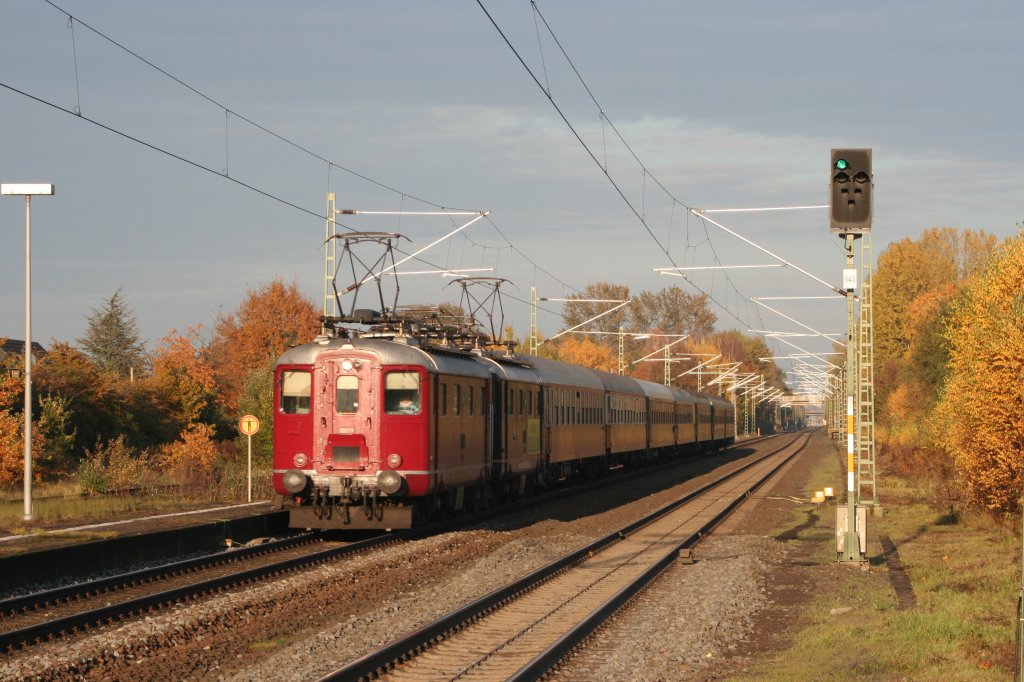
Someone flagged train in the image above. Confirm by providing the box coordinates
[272,330,735,529]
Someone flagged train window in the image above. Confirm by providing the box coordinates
[280,370,311,414]
[454,384,462,416]
[385,372,421,415]
[519,389,525,416]
[335,375,358,413]
[469,385,475,416]
[440,383,447,417]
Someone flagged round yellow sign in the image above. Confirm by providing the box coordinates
[239,414,261,436]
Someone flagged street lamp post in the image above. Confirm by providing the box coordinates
[2,183,55,522]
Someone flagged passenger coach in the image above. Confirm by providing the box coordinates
[273,333,736,529]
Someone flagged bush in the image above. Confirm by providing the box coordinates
[78,436,151,494]
[158,424,223,499]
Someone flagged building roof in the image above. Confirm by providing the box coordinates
[0,338,48,364]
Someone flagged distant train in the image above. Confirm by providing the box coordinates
[272,332,735,529]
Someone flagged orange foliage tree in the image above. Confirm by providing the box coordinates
[159,423,220,479]
[148,327,220,430]
[935,234,1024,516]
[0,374,24,486]
[873,227,997,413]
[550,335,618,373]
[206,278,321,413]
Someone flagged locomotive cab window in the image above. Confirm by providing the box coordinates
[280,370,311,414]
[336,375,358,413]
[385,371,421,415]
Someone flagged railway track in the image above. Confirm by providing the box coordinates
[0,434,784,657]
[0,531,404,651]
[323,431,809,681]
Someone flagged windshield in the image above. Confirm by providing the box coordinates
[385,371,421,415]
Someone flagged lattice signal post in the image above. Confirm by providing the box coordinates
[858,234,877,508]
[830,149,872,564]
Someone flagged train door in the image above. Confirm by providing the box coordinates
[543,386,552,460]
[490,377,503,480]
[604,394,612,453]
[314,353,377,473]
[527,386,541,461]
[432,374,440,472]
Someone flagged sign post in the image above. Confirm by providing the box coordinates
[239,415,261,502]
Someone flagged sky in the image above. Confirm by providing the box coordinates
[1,1,1021,397]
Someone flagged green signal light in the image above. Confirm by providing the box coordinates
[835,158,849,171]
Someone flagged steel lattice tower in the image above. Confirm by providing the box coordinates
[857,233,877,505]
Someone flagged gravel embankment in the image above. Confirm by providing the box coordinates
[552,534,788,681]
[0,440,809,681]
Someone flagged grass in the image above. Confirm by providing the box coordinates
[0,464,276,536]
[733,439,1019,680]
[0,486,213,539]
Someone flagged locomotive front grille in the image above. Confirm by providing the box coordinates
[332,445,361,464]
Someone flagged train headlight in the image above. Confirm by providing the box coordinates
[282,469,309,494]
[376,470,405,496]
[341,359,353,371]
[293,453,308,468]
[386,453,403,469]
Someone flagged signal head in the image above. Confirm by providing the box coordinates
[829,148,872,234]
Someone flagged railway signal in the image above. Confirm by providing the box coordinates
[829,149,872,234]
[830,148,873,564]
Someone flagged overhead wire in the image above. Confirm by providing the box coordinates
[529,0,767,328]
[478,0,765,334]
[14,0,587,326]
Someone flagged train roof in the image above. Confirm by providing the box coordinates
[275,336,492,379]
[478,354,543,383]
[596,371,647,395]
[692,391,730,407]
[669,386,698,404]
[519,355,606,390]
[635,381,677,401]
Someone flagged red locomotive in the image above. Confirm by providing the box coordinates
[272,331,735,529]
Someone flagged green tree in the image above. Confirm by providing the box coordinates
[236,358,275,468]
[34,394,78,478]
[78,289,148,379]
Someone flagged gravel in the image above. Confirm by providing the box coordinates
[551,535,788,681]
[0,438,809,681]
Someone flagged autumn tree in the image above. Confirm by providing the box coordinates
[206,278,320,413]
[873,227,997,409]
[934,234,1024,516]
[561,283,631,334]
[78,289,148,379]
[673,336,722,394]
[550,335,618,373]
[148,327,220,431]
[34,342,134,455]
[0,373,24,486]
[629,288,716,338]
